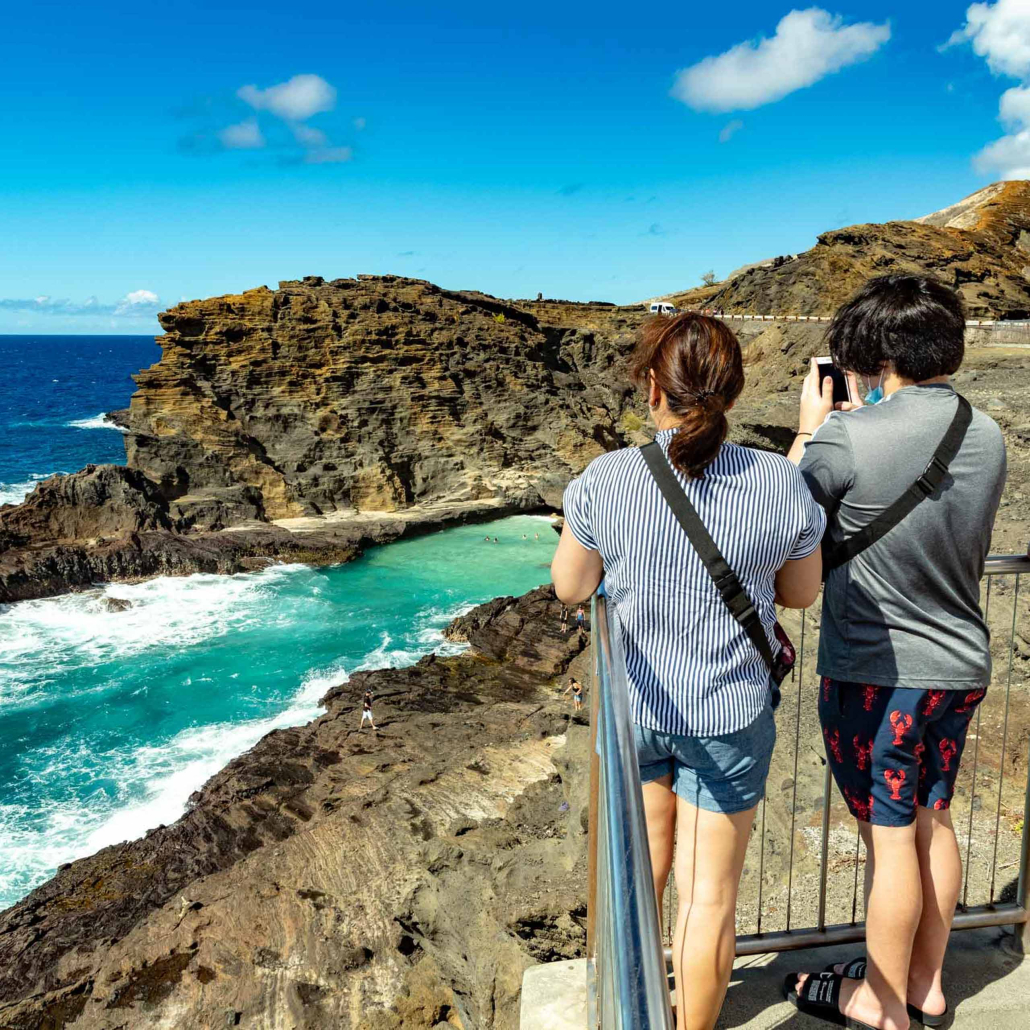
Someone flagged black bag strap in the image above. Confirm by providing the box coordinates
[639,442,776,674]
[822,395,972,573]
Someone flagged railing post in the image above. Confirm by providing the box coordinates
[587,609,600,957]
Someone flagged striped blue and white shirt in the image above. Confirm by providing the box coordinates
[562,431,826,736]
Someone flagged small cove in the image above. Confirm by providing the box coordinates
[0,515,558,909]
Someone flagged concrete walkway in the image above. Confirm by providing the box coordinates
[721,927,1027,1030]
[520,928,1029,1028]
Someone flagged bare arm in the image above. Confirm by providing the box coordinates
[774,548,822,608]
[551,522,603,605]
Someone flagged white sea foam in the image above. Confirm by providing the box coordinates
[66,413,129,432]
[0,660,341,904]
[0,472,57,507]
[0,565,312,707]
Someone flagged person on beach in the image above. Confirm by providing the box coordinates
[360,690,376,731]
[551,312,824,1030]
[575,605,585,631]
[563,677,584,710]
[559,604,569,634]
[784,276,1006,1030]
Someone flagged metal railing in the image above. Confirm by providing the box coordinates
[587,552,1029,1024]
[587,592,675,1030]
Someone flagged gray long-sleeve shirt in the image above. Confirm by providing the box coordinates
[799,383,1007,689]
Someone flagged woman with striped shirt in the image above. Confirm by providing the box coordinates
[552,313,824,1029]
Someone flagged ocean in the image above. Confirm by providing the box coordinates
[0,334,159,505]
[0,336,559,910]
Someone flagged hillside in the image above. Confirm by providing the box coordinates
[667,180,1030,318]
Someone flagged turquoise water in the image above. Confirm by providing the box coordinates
[0,515,558,910]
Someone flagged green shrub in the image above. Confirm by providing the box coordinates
[493,312,506,324]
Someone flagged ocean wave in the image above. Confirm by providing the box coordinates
[0,664,337,906]
[66,413,129,432]
[0,565,315,707]
[0,472,57,507]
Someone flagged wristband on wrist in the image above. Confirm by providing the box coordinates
[796,431,812,438]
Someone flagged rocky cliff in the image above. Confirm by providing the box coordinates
[0,279,647,602]
[668,180,1030,318]
[127,276,636,525]
[0,586,593,1030]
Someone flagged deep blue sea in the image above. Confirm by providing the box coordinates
[0,335,158,505]
[0,337,558,910]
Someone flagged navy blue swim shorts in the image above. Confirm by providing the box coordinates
[818,678,986,827]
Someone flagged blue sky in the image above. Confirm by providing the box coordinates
[2,0,1029,333]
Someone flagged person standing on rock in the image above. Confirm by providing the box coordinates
[784,275,1006,1030]
[559,604,569,634]
[575,605,585,631]
[360,690,376,732]
[551,312,824,1030]
[563,677,584,711]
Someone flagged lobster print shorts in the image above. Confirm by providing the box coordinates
[818,678,987,827]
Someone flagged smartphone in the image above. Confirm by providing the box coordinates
[815,357,852,406]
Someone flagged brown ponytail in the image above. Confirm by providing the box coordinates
[628,313,744,478]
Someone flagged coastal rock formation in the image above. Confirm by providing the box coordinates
[0,586,591,1030]
[0,279,646,602]
[4,182,1030,608]
[127,276,632,525]
[668,180,1030,318]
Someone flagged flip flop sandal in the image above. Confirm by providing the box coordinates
[782,971,877,1029]
[822,958,951,1028]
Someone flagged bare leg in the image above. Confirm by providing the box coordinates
[641,775,676,926]
[671,798,755,1030]
[906,806,959,1017]
[800,821,919,1030]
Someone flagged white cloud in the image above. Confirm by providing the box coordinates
[305,146,353,165]
[950,2,1030,180]
[946,0,1030,79]
[0,290,161,318]
[291,123,327,146]
[671,8,891,113]
[218,119,265,150]
[117,289,160,310]
[353,116,367,131]
[719,119,744,142]
[1000,83,1030,127]
[238,74,336,121]
[974,129,1030,179]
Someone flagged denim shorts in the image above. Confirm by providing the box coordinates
[634,703,776,814]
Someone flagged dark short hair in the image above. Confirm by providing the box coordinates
[826,275,966,382]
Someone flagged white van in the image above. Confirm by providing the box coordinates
[648,302,677,315]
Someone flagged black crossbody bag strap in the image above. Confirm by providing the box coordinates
[822,395,973,574]
[639,442,777,675]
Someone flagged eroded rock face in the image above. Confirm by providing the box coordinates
[670,180,1030,318]
[0,586,591,1030]
[127,276,634,525]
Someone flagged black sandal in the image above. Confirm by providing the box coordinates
[782,971,877,1029]
[822,958,951,1028]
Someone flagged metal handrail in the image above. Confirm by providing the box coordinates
[587,592,675,1030]
[587,550,1030,1022]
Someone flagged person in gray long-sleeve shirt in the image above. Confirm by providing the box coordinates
[783,276,1007,1030]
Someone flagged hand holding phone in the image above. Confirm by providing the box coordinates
[814,357,854,407]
